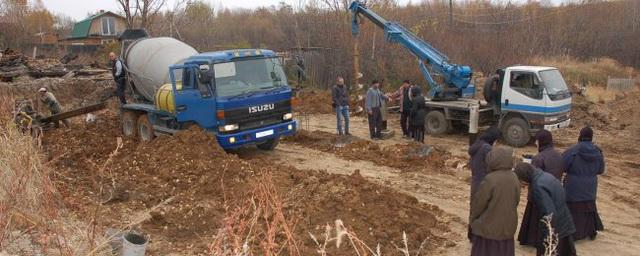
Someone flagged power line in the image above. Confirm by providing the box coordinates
[452,3,592,26]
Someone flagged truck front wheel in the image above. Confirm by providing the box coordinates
[257,137,280,151]
[502,117,530,147]
[137,114,155,142]
[122,111,138,138]
[425,110,448,135]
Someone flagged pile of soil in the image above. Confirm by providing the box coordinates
[295,89,334,114]
[285,130,450,172]
[295,88,362,115]
[42,112,448,255]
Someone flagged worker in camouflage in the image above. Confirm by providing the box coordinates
[39,88,69,128]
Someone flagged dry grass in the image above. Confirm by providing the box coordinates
[0,95,113,255]
[542,214,559,256]
[530,56,637,87]
[208,173,300,256]
[309,220,426,256]
[583,85,619,103]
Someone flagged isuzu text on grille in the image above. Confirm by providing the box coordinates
[249,104,275,113]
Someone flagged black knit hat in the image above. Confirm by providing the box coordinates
[535,129,553,151]
[479,126,501,145]
[579,126,593,142]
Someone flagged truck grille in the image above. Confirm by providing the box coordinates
[223,99,291,132]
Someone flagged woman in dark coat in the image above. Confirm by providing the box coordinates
[532,129,564,179]
[519,129,565,246]
[409,87,427,143]
[470,146,520,256]
[562,126,605,240]
[468,126,501,197]
[515,163,576,256]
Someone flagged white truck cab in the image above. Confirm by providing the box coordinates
[498,66,572,146]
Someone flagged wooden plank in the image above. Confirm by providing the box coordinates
[42,102,106,123]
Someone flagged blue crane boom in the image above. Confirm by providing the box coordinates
[349,1,474,100]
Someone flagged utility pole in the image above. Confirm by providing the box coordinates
[353,38,360,89]
[449,0,453,26]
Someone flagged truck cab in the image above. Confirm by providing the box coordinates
[497,66,572,146]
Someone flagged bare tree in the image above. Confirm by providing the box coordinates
[115,0,137,29]
[115,0,166,29]
[139,0,167,29]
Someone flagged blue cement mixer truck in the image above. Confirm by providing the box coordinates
[118,31,296,150]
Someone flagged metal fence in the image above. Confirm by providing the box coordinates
[606,76,639,92]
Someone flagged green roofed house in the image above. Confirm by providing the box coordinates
[60,10,126,51]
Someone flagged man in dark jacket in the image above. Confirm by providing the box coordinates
[562,126,605,240]
[390,80,413,137]
[109,52,127,105]
[470,146,520,256]
[515,163,576,256]
[332,76,350,136]
[409,87,426,143]
[532,130,564,180]
[483,74,499,107]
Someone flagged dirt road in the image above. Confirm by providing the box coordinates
[239,113,640,255]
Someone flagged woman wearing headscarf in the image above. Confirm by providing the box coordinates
[515,163,576,256]
[468,126,501,197]
[409,87,427,143]
[532,130,564,180]
[467,126,501,240]
[562,126,605,241]
[470,146,520,256]
[519,129,565,246]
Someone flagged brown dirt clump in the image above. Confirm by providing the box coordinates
[285,129,450,172]
[42,111,448,255]
[295,89,334,114]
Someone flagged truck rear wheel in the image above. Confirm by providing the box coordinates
[257,137,280,151]
[122,111,138,138]
[502,117,530,147]
[425,110,448,135]
[137,114,155,142]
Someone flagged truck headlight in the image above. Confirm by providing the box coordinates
[219,124,239,132]
[544,116,558,123]
[283,113,293,120]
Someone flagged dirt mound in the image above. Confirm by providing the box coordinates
[570,89,640,132]
[286,130,450,172]
[295,89,334,114]
[43,112,448,255]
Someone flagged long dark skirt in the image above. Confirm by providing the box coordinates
[470,235,515,256]
[518,201,543,247]
[535,235,576,256]
[567,201,604,240]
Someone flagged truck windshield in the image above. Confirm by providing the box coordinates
[214,58,287,98]
[540,70,569,95]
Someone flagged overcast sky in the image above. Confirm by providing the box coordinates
[41,0,568,20]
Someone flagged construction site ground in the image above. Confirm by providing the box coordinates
[2,75,639,255]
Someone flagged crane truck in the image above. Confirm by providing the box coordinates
[349,1,572,147]
[118,31,296,150]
